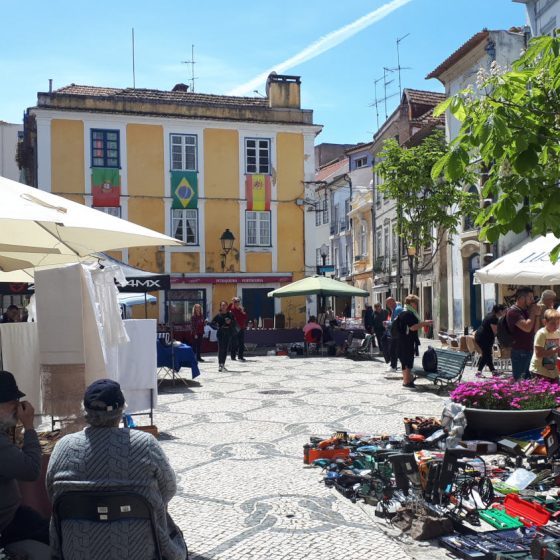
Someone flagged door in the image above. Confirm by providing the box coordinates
[469,254,482,329]
[242,288,275,327]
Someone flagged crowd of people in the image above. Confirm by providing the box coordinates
[474,287,560,382]
[0,372,187,560]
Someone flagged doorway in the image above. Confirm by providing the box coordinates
[468,254,482,329]
[242,288,275,327]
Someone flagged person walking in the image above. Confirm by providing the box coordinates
[373,303,388,352]
[228,297,248,362]
[474,304,506,376]
[395,294,433,389]
[211,301,237,372]
[190,303,205,362]
[383,297,403,375]
[506,287,542,381]
[363,305,374,335]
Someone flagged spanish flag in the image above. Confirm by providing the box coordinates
[245,174,271,211]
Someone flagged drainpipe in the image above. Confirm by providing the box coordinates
[371,160,377,302]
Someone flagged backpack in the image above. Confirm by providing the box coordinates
[496,310,514,348]
[390,313,407,338]
[422,346,438,373]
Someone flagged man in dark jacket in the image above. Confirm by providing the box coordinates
[0,370,49,557]
[373,303,389,351]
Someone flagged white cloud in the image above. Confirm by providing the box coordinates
[227,0,414,96]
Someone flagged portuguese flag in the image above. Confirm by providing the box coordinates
[91,168,120,207]
[171,171,198,209]
[245,174,271,211]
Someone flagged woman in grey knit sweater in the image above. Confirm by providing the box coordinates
[46,379,187,560]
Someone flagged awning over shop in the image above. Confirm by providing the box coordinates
[474,233,560,285]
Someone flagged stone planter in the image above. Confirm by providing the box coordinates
[464,407,552,438]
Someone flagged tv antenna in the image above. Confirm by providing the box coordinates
[369,33,411,130]
[181,45,198,92]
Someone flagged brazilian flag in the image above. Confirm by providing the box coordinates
[171,171,198,209]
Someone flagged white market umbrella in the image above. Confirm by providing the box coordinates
[0,176,182,260]
[474,233,560,285]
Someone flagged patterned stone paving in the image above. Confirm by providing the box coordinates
[155,350,473,560]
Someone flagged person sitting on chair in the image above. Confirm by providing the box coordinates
[0,371,50,559]
[303,316,322,343]
[46,379,187,560]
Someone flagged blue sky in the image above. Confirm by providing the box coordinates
[1,1,525,143]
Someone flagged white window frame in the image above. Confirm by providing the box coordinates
[246,210,271,247]
[93,206,121,218]
[170,134,197,171]
[171,209,198,245]
[359,222,368,257]
[376,227,382,258]
[245,138,271,174]
[355,156,367,169]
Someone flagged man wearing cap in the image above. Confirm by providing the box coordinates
[228,296,248,362]
[46,379,187,560]
[0,370,50,557]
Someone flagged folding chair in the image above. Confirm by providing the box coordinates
[53,490,164,560]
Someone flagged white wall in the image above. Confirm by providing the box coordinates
[518,0,560,36]
[0,122,22,181]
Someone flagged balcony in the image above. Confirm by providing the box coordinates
[339,219,347,231]
[338,266,349,277]
[373,256,385,273]
[354,254,366,262]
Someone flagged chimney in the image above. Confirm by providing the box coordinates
[265,73,301,109]
[172,83,189,92]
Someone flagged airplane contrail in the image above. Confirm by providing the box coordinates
[227,0,414,96]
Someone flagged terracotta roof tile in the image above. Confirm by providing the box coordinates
[315,158,348,182]
[51,84,269,108]
[403,88,446,106]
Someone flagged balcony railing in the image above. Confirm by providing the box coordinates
[338,266,349,277]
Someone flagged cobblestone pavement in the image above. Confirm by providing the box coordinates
[157,349,475,560]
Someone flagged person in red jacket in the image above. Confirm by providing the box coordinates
[190,303,205,362]
[228,297,248,362]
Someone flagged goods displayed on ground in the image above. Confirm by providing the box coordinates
[304,410,560,559]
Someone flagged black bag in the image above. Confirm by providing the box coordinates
[496,310,514,348]
[390,314,406,339]
[421,346,438,373]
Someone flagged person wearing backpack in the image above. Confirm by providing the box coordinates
[383,297,403,375]
[474,304,507,376]
[397,294,433,389]
[506,287,542,381]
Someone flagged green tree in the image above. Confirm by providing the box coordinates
[375,130,476,294]
[433,34,560,259]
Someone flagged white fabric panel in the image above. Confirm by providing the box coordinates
[117,320,157,413]
[35,264,85,364]
[0,323,42,413]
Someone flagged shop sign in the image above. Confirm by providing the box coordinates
[171,275,292,285]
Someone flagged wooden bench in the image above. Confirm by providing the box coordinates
[412,349,469,391]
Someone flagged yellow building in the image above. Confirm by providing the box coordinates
[23,74,321,329]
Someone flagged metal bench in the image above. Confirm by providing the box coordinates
[412,349,469,391]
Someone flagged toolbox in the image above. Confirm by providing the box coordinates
[440,528,536,560]
[503,494,551,527]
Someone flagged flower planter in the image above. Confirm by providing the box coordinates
[464,407,552,438]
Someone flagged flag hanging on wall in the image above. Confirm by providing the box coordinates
[91,168,121,207]
[245,174,271,211]
[171,171,198,209]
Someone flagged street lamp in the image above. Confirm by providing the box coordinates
[220,228,235,272]
[319,243,329,275]
[407,245,416,296]
[319,243,329,317]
